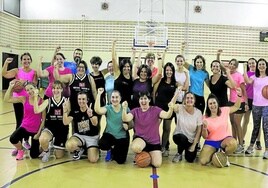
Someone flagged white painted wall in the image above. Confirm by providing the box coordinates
[20,0,268,27]
[0,0,3,11]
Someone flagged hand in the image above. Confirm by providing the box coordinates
[217,49,223,54]
[5,57,13,64]
[34,88,39,97]
[55,46,61,52]
[203,120,208,129]
[9,80,16,88]
[63,98,70,112]
[53,61,59,69]
[86,103,93,118]
[33,132,40,140]
[225,67,231,75]
[97,88,104,95]
[122,101,128,109]
[123,123,128,131]
[188,144,195,152]
[236,87,242,97]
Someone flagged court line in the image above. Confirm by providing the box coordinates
[1,160,72,188]
[231,162,268,176]
[150,167,159,188]
[0,110,13,116]
[0,135,11,142]
[0,147,13,149]
[0,122,15,126]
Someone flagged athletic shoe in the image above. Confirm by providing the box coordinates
[263,151,268,159]
[172,153,182,163]
[11,149,18,156]
[245,146,254,154]
[161,148,169,157]
[23,140,31,150]
[73,148,85,160]
[105,150,112,162]
[42,150,50,163]
[234,145,244,154]
[16,150,24,160]
[255,141,262,150]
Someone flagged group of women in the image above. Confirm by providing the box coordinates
[2,43,268,167]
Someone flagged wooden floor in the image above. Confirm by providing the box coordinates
[1,91,268,188]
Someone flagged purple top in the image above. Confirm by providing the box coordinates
[21,97,42,133]
[130,106,162,144]
[246,71,255,99]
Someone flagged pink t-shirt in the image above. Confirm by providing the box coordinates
[130,106,162,145]
[45,65,72,97]
[251,76,268,106]
[21,97,42,133]
[203,107,232,141]
[13,68,35,97]
[229,71,245,102]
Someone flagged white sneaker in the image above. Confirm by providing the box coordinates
[162,149,169,157]
[225,156,230,167]
[73,148,85,160]
[245,146,254,154]
[172,153,182,163]
[263,151,268,159]
[42,150,50,163]
[234,145,244,154]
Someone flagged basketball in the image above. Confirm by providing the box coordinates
[262,85,268,100]
[135,151,151,168]
[12,79,24,93]
[211,152,228,168]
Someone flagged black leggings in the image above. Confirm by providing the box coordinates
[13,103,23,129]
[193,94,205,114]
[99,132,129,164]
[10,127,40,158]
[173,133,198,163]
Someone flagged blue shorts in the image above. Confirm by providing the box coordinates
[204,136,232,149]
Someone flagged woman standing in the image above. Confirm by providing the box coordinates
[184,55,209,114]
[172,92,202,163]
[244,59,268,158]
[37,53,72,99]
[2,53,37,155]
[122,91,174,168]
[153,62,177,157]
[228,59,248,153]
[199,91,242,166]
[4,81,44,160]
[54,60,97,111]
[242,58,262,150]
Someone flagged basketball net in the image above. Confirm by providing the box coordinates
[146,40,156,49]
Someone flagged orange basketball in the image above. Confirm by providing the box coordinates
[262,85,268,100]
[211,152,227,168]
[12,79,24,93]
[135,151,151,168]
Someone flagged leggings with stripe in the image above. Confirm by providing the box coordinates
[250,105,268,148]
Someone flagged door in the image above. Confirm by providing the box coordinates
[2,52,19,90]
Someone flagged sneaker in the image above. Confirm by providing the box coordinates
[172,153,183,163]
[11,149,18,156]
[234,145,244,154]
[161,148,169,157]
[263,151,268,159]
[23,140,31,150]
[255,141,262,150]
[105,150,112,162]
[245,146,254,154]
[42,150,51,163]
[38,151,46,158]
[16,150,24,160]
[73,148,85,160]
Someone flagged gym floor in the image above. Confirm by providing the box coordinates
[0,91,268,188]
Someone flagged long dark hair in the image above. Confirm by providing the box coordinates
[163,62,176,85]
[255,58,268,77]
[205,93,221,117]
